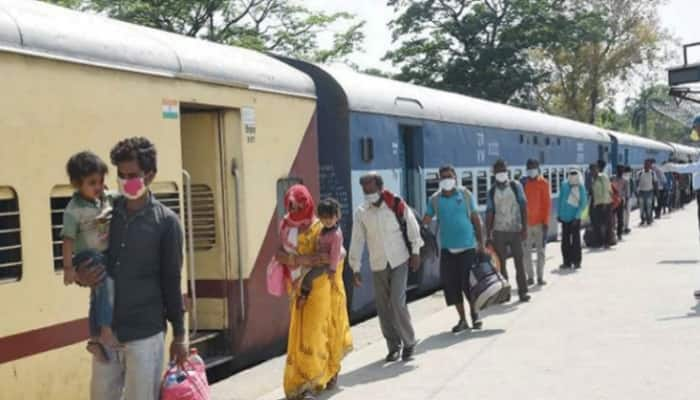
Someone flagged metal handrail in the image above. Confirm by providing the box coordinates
[183,170,198,338]
[231,159,246,322]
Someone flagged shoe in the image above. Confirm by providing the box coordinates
[402,344,416,361]
[624,228,631,234]
[694,290,700,300]
[472,319,483,330]
[527,278,535,286]
[452,319,469,333]
[519,294,531,302]
[537,279,547,286]
[559,264,571,269]
[385,349,401,362]
[574,264,581,269]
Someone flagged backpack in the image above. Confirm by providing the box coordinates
[381,191,437,261]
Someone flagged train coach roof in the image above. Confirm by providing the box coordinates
[607,131,673,152]
[0,0,315,98]
[318,65,610,143]
[669,142,700,156]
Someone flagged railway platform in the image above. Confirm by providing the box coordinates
[212,205,700,400]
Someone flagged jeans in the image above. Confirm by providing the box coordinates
[90,331,165,400]
[560,220,581,267]
[492,231,528,297]
[74,250,114,337]
[639,191,654,224]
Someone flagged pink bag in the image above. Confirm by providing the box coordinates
[160,360,209,400]
[266,259,287,297]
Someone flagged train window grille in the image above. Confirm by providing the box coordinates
[276,177,304,219]
[551,169,559,194]
[542,169,551,194]
[477,171,488,205]
[0,187,21,282]
[425,172,440,199]
[461,171,474,193]
[153,191,182,216]
[182,185,216,251]
[558,168,566,192]
[50,193,73,272]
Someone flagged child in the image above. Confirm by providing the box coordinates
[61,151,117,361]
[298,198,345,307]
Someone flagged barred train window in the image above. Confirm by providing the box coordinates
[461,171,474,193]
[425,173,439,199]
[182,184,216,251]
[0,187,21,282]
[277,177,303,218]
[477,171,488,206]
[551,169,559,194]
[50,185,73,271]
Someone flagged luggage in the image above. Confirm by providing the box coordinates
[583,225,599,248]
[469,251,511,310]
[160,351,210,400]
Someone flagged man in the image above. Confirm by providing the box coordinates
[651,159,668,219]
[636,159,656,226]
[662,162,675,214]
[76,137,187,400]
[521,159,550,286]
[558,169,587,269]
[590,162,613,248]
[623,166,633,234]
[349,173,423,362]
[611,165,629,240]
[486,159,530,302]
[423,165,485,333]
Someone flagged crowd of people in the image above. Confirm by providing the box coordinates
[61,136,699,400]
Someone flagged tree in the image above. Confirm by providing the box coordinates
[623,85,690,141]
[541,0,667,123]
[384,0,575,104]
[43,0,365,63]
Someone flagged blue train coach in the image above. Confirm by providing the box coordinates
[281,61,618,318]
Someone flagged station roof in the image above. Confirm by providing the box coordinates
[318,65,611,143]
[0,0,315,98]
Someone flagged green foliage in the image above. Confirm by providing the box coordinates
[43,0,365,63]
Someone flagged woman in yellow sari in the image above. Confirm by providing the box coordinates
[276,185,353,400]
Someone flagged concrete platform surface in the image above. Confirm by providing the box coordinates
[212,206,700,400]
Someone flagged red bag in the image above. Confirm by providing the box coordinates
[160,357,209,400]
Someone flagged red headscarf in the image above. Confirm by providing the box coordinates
[283,184,315,227]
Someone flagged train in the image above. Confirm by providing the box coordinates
[1,2,698,399]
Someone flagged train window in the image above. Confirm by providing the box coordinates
[519,135,524,144]
[551,169,559,194]
[50,186,73,272]
[533,136,539,145]
[477,171,488,206]
[0,187,21,282]
[461,171,474,193]
[425,172,440,199]
[557,138,561,146]
[182,184,215,251]
[276,177,304,218]
[152,182,182,216]
[545,137,551,146]
[558,168,566,191]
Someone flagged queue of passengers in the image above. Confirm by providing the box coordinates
[60,137,697,400]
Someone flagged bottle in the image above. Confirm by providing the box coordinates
[189,348,205,371]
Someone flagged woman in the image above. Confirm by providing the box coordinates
[276,184,353,400]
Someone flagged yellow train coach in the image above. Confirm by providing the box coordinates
[0,1,319,398]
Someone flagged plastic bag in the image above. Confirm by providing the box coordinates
[160,359,209,400]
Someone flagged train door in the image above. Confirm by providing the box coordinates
[180,108,237,367]
[398,124,424,289]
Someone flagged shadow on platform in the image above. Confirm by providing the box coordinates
[657,303,700,321]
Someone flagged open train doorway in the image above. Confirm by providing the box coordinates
[180,107,237,368]
[398,124,424,289]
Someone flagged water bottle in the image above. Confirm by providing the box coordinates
[189,348,205,371]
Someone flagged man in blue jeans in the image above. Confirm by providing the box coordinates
[423,165,486,332]
[636,159,656,226]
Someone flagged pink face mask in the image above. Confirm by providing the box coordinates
[118,177,147,200]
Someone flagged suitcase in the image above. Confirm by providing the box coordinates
[469,252,511,310]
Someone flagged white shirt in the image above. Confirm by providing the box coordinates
[348,200,424,273]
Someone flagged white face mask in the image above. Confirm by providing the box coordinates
[623,173,631,181]
[495,172,508,183]
[364,192,380,205]
[527,169,539,178]
[439,178,456,192]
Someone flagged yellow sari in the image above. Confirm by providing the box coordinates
[283,220,353,399]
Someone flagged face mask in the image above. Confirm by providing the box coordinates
[527,169,539,178]
[364,192,380,205]
[118,177,148,200]
[623,173,631,181]
[568,175,579,186]
[495,172,508,183]
[439,178,456,192]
